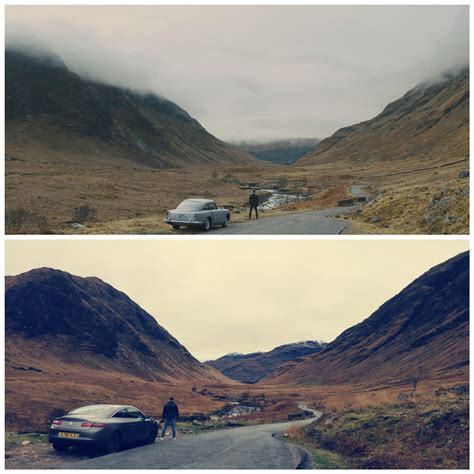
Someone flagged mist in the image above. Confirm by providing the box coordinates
[6,5,469,142]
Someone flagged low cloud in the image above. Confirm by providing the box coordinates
[6,5,469,141]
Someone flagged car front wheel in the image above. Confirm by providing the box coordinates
[52,443,69,452]
[203,218,212,231]
[105,432,121,454]
[146,428,158,445]
[172,225,180,230]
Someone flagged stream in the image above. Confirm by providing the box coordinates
[240,186,303,210]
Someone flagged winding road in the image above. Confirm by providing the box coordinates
[211,206,357,235]
[64,407,322,469]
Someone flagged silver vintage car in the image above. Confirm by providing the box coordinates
[165,198,231,231]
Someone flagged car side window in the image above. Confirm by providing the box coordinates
[127,410,143,419]
[209,202,217,210]
[113,409,128,418]
[202,204,210,211]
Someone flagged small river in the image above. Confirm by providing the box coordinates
[259,189,301,209]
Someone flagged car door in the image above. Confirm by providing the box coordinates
[201,203,212,223]
[208,201,222,224]
[126,408,150,441]
[112,408,138,444]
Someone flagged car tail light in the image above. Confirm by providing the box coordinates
[52,420,62,425]
[81,422,106,428]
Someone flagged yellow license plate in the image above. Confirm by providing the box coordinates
[58,432,80,439]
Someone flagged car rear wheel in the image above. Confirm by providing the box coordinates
[203,218,212,231]
[222,219,229,227]
[105,432,121,454]
[146,428,158,445]
[52,443,69,452]
[172,225,180,230]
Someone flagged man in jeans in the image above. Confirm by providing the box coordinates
[249,190,259,220]
[160,397,179,440]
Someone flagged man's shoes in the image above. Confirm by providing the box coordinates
[173,437,177,440]
[160,437,164,441]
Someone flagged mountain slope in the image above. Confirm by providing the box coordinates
[298,68,469,166]
[236,139,320,165]
[5,267,224,383]
[262,252,469,386]
[5,48,257,168]
[206,341,326,383]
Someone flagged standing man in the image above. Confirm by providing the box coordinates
[160,397,179,440]
[249,190,259,220]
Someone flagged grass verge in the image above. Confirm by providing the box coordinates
[288,392,469,469]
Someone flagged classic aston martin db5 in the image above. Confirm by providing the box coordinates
[165,198,231,231]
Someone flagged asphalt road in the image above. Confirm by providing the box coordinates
[210,206,357,235]
[64,408,322,469]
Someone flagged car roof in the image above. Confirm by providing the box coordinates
[72,404,141,412]
[181,198,214,203]
[74,404,124,410]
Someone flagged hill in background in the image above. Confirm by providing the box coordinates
[298,68,468,166]
[6,48,256,169]
[262,251,469,386]
[206,340,326,383]
[236,139,320,165]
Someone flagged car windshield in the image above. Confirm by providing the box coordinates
[69,405,115,416]
[176,201,205,212]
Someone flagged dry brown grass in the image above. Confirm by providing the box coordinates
[5,142,468,234]
[297,391,469,469]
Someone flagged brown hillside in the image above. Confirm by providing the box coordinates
[6,48,257,169]
[5,268,235,430]
[298,68,468,166]
[262,252,469,386]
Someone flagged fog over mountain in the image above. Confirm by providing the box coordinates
[6,5,468,141]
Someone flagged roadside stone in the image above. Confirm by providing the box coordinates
[437,198,449,208]
[458,170,469,179]
[444,215,457,224]
[370,216,381,224]
[192,420,203,426]
[70,223,86,229]
[21,441,31,446]
[423,210,438,224]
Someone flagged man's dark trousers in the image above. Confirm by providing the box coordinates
[249,205,258,219]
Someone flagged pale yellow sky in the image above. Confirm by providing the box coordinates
[5,240,468,361]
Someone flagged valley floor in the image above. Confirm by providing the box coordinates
[5,153,469,235]
[6,374,469,469]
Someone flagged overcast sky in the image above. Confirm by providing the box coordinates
[5,5,469,141]
[6,240,468,361]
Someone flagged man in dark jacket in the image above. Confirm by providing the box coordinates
[160,397,179,440]
[249,190,259,220]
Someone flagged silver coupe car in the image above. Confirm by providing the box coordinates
[48,404,159,454]
[165,198,230,231]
